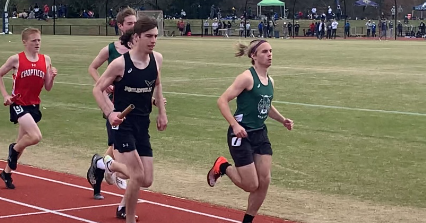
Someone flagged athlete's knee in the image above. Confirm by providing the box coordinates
[133,171,145,186]
[258,175,271,189]
[141,176,153,188]
[27,131,42,145]
[242,181,259,192]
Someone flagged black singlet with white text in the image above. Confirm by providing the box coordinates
[113,52,158,117]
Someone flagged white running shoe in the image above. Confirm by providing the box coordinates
[115,176,127,190]
[103,155,115,185]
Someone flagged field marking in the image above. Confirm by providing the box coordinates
[165,59,426,77]
[0,166,241,223]
[2,48,423,77]
[0,203,120,219]
[162,92,426,116]
[3,77,425,117]
[3,71,302,86]
[0,196,98,223]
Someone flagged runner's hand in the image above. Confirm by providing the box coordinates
[283,118,294,130]
[3,95,13,106]
[108,111,124,126]
[232,124,247,138]
[156,113,168,131]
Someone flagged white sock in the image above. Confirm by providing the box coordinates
[105,159,113,172]
[118,197,126,210]
[96,159,105,170]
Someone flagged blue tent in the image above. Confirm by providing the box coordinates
[413,2,426,11]
[354,0,378,7]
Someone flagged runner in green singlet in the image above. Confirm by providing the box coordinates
[207,39,294,223]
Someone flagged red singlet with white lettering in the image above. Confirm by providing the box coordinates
[12,52,46,106]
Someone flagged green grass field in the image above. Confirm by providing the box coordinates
[0,34,426,223]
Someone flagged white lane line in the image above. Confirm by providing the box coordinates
[161,92,426,117]
[0,196,98,223]
[4,78,425,116]
[0,203,120,219]
[0,165,240,223]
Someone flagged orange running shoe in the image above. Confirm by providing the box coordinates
[207,156,228,187]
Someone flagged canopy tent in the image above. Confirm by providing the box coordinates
[412,2,426,19]
[354,0,378,7]
[257,0,286,18]
[413,2,426,11]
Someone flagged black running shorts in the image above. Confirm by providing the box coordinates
[113,116,152,157]
[106,119,115,146]
[227,125,272,167]
[9,104,42,124]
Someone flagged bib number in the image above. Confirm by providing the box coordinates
[13,105,24,115]
[231,137,242,147]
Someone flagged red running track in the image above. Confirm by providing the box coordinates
[0,161,296,223]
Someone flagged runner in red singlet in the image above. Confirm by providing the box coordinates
[0,27,58,189]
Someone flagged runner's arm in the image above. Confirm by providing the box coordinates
[267,77,286,123]
[153,52,166,115]
[44,55,57,91]
[88,46,109,83]
[268,106,286,123]
[217,71,252,127]
[0,55,18,97]
[93,56,124,117]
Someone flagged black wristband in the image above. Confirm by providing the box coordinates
[106,111,113,119]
